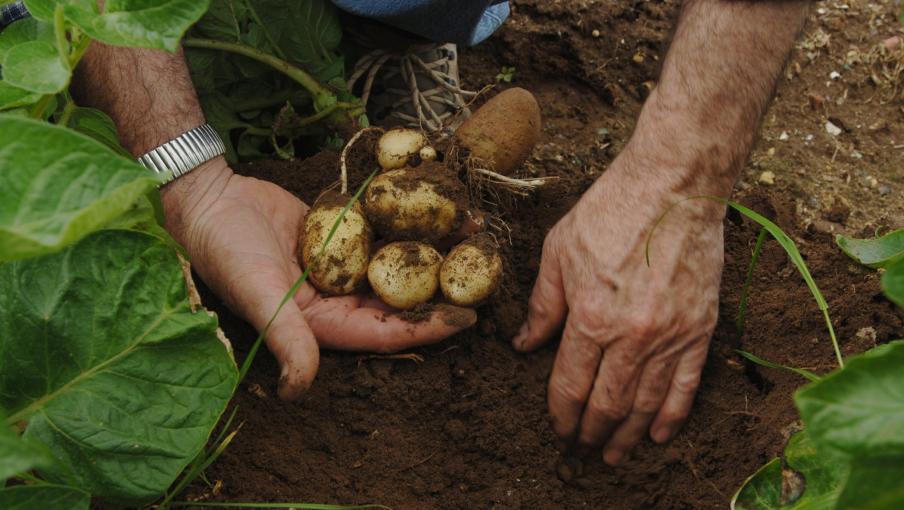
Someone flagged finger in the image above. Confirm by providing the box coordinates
[223,266,320,402]
[303,298,477,352]
[513,241,567,352]
[650,341,708,444]
[547,318,603,443]
[600,355,677,465]
[574,344,643,453]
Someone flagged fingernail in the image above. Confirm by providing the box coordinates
[512,323,528,349]
[603,449,624,466]
[652,425,674,444]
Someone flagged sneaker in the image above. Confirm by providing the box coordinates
[348,42,476,136]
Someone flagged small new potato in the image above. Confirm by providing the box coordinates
[440,234,503,306]
[368,242,443,310]
[300,192,372,295]
[364,162,467,241]
[376,128,428,170]
[454,87,542,175]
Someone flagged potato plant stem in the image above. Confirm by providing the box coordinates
[183,38,333,107]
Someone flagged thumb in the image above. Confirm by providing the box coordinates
[221,268,321,402]
[514,238,568,352]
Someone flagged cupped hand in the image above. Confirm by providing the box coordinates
[162,158,476,401]
[513,152,725,465]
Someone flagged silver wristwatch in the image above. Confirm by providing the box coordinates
[136,124,226,184]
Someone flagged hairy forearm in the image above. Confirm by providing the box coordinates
[72,44,232,236]
[620,0,810,196]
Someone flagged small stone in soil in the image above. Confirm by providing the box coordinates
[758,171,776,185]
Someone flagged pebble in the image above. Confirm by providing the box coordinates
[592,29,600,38]
[865,176,879,188]
[884,36,901,51]
[830,71,842,80]
[779,131,790,141]
[878,184,891,196]
[758,171,776,185]
[825,121,843,136]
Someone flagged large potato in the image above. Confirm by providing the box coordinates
[363,162,468,241]
[299,192,372,295]
[454,87,542,175]
[440,233,503,306]
[368,242,443,310]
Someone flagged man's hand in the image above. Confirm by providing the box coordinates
[161,158,476,401]
[513,151,721,465]
[513,0,811,464]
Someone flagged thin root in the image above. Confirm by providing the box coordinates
[358,353,425,366]
[471,167,556,197]
[340,126,385,194]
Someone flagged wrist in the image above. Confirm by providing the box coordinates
[160,156,233,243]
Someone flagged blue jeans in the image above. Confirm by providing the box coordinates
[330,0,510,46]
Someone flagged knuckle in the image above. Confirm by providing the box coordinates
[589,399,630,422]
[549,378,586,409]
[672,370,702,395]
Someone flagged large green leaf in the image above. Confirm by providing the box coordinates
[1,40,70,94]
[255,0,343,78]
[836,229,904,269]
[0,230,238,505]
[25,0,210,51]
[796,340,904,458]
[836,457,904,510]
[0,116,160,262]
[0,484,89,510]
[882,259,904,308]
[0,17,54,63]
[732,432,847,510]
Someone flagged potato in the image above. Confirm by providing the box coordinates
[299,191,372,295]
[454,87,542,175]
[440,233,503,306]
[376,128,428,170]
[368,242,443,310]
[363,162,467,241]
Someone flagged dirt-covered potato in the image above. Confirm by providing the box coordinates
[439,233,503,306]
[454,87,542,175]
[363,161,468,241]
[368,241,443,310]
[376,128,428,170]
[299,192,372,295]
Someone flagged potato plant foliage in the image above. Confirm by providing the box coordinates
[0,1,238,507]
[732,229,904,510]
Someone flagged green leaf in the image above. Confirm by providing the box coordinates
[732,432,847,510]
[796,340,904,458]
[0,81,41,110]
[26,0,211,51]
[254,0,343,78]
[882,259,904,308]
[0,484,89,510]
[0,230,238,504]
[0,17,54,63]
[0,116,160,262]
[1,41,70,94]
[0,411,54,482]
[836,457,904,509]
[64,106,130,157]
[836,229,904,269]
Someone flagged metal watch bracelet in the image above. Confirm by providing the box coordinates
[136,124,226,185]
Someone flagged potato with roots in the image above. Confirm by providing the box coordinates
[453,87,542,176]
[376,128,429,170]
[363,161,468,242]
[440,233,503,306]
[299,191,372,295]
[368,242,443,310]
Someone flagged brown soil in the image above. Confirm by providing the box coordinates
[192,1,904,508]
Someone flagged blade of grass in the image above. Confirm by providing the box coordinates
[737,228,767,338]
[207,406,239,457]
[645,196,843,368]
[158,425,244,509]
[172,503,391,509]
[736,350,820,382]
